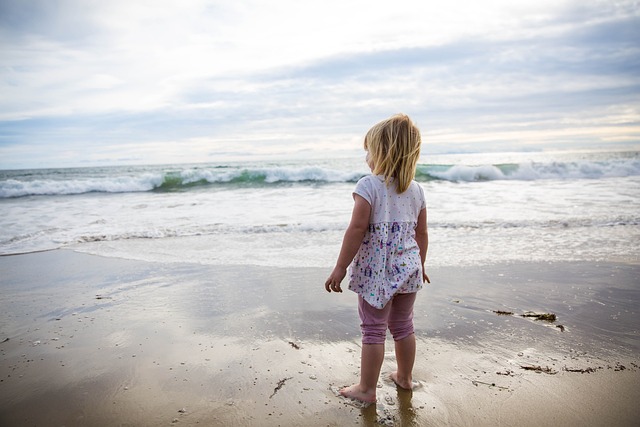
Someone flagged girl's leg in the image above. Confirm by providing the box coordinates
[388,292,417,389]
[392,333,415,389]
[340,343,384,403]
[341,296,390,403]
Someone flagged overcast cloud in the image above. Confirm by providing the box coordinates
[1,0,639,168]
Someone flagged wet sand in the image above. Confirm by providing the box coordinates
[1,250,639,426]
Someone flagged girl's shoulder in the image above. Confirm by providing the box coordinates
[357,174,384,183]
[408,179,423,191]
[408,180,426,205]
[356,174,385,189]
[354,175,386,204]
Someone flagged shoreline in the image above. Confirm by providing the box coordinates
[1,250,639,426]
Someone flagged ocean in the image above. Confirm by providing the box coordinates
[1,150,639,269]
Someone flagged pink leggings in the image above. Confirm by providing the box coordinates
[358,293,417,345]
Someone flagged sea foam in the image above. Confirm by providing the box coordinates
[1,154,639,197]
[422,157,640,182]
[0,174,164,198]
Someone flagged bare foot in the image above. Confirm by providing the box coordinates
[389,372,413,390]
[339,384,376,404]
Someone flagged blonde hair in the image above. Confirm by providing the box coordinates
[364,113,422,193]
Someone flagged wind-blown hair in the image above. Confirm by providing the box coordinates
[364,113,422,193]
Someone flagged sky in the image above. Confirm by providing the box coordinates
[1,0,639,169]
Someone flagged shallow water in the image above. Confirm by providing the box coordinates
[1,151,638,269]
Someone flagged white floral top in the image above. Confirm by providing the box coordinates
[348,175,427,309]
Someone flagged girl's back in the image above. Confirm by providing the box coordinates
[356,175,424,225]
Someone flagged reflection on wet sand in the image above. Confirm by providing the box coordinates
[1,251,639,426]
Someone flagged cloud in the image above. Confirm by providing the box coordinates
[0,0,639,168]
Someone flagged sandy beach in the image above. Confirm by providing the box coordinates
[1,250,639,426]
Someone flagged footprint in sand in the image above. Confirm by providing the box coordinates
[384,394,396,405]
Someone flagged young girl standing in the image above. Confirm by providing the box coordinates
[325,113,429,405]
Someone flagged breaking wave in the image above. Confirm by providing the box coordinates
[2,155,639,198]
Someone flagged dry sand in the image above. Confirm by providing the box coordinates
[1,250,639,426]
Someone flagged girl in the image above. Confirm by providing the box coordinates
[324,113,429,405]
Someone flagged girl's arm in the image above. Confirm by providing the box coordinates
[325,194,371,293]
[415,207,430,283]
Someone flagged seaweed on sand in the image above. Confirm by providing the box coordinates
[520,365,557,375]
[564,367,599,374]
[270,377,293,398]
[521,312,557,322]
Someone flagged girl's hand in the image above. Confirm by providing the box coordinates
[422,267,430,284]
[325,266,346,293]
